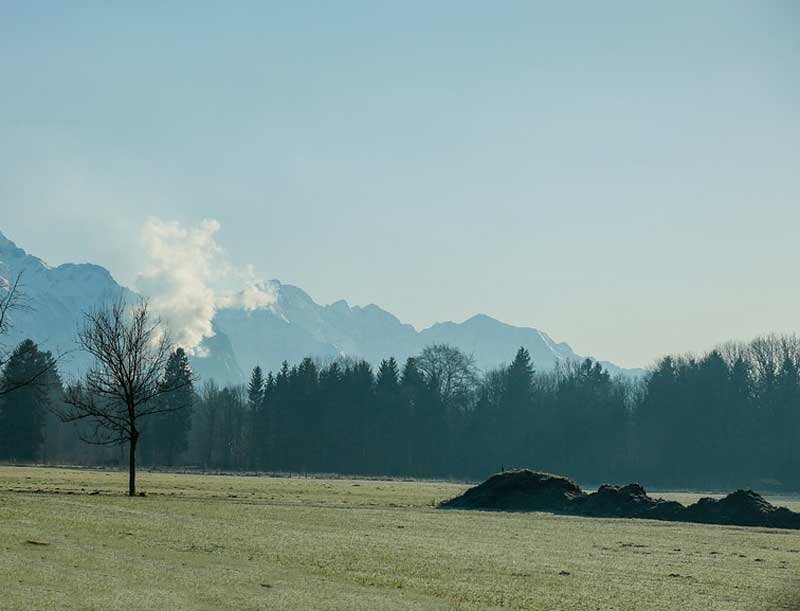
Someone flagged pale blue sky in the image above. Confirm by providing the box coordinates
[1,2,798,368]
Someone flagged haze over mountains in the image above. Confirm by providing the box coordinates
[0,230,643,383]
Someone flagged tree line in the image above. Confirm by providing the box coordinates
[3,321,800,490]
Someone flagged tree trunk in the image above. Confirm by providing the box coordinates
[128,431,139,497]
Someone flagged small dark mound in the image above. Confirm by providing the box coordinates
[683,490,800,529]
[440,470,584,512]
[571,483,684,520]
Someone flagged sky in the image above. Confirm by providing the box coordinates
[0,1,798,368]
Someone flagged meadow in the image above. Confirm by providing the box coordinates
[0,466,798,610]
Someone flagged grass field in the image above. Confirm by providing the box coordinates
[1,467,799,610]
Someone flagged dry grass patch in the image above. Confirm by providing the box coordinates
[0,466,798,610]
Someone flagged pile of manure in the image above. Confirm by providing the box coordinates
[682,489,800,529]
[439,470,584,512]
[440,470,800,529]
[570,483,685,521]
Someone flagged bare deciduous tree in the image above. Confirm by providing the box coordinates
[58,299,192,496]
[416,343,478,410]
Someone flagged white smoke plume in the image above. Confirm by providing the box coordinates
[135,217,275,355]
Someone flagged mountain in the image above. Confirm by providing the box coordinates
[210,281,644,381]
[0,231,247,382]
[210,281,420,380]
[0,230,140,375]
[0,230,644,384]
[420,314,576,371]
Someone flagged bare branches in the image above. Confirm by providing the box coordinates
[0,272,27,338]
[0,272,30,368]
[70,299,177,414]
[60,297,194,495]
[416,343,479,408]
[62,299,181,439]
[58,382,132,437]
[75,418,129,447]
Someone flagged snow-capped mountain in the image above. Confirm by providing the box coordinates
[213,281,643,381]
[0,230,644,384]
[0,230,139,374]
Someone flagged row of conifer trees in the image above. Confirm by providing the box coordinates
[2,335,800,489]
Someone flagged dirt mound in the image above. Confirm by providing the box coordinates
[571,483,684,521]
[439,470,584,512]
[441,472,800,529]
[683,490,800,529]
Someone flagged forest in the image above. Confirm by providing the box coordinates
[2,330,800,491]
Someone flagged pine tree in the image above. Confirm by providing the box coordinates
[272,361,291,470]
[505,348,534,402]
[0,340,57,461]
[342,360,373,472]
[399,357,424,474]
[294,358,320,471]
[501,347,535,466]
[259,371,275,469]
[319,362,345,472]
[375,358,401,474]
[149,348,194,466]
[775,353,800,482]
[248,366,265,409]
[246,366,266,468]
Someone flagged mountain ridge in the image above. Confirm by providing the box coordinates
[0,230,645,383]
